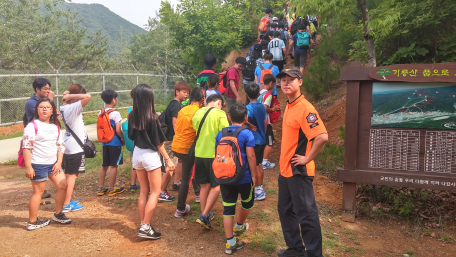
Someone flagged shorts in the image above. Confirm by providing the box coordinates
[254,145,266,166]
[30,163,55,182]
[63,152,85,175]
[102,145,123,167]
[194,157,219,188]
[132,146,162,171]
[220,182,254,216]
[165,141,179,162]
[266,124,275,146]
[295,50,308,68]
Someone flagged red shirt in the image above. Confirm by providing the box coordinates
[225,67,239,98]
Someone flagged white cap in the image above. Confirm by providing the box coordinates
[272,16,278,21]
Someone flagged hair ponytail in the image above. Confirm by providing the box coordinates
[263,50,273,61]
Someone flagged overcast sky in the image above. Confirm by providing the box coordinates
[70,0,177,28]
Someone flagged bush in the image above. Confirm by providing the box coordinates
[302,53,339,100]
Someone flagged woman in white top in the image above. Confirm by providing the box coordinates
[23,98,70,230]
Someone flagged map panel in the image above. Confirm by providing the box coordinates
[371,82,456,129]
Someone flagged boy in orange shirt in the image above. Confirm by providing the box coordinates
[276,67,328,257]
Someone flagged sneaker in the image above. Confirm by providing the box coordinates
[138,225,161,240]
[225,238,244,255]
[62,202,84,213]
[174,204,191,218]
[233,222,249,237]
[70,199,79,205]
[129,184,140,192]
[208,212,215,221]
[196,214,211,229]
[277,248,305,257]
[97,188,108,196]
[254,188,266,201]
[195,195,200,203]
[41,190,51,199]
[262,161,276,169]
[158,191,175,202]
[27,218,50,231]
[52,212,72,224]
[169,183,180,191]
[108,187,125,196]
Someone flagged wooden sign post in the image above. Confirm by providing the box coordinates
[338,62,456,222]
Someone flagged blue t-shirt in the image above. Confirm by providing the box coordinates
[246,103,267,145]
[25,94,40,122]
[215,125,255,185]
[254,63,279,95]
[292,33,307,54]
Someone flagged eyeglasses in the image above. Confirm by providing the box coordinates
[38,106,53,110]
[41,87,51,91]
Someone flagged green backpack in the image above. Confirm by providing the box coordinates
[296,31,310,49]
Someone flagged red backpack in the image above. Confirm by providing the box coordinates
[258,16,270,33]
[219,67,235,94]
[270,96,281,123]
[212,127,247,185]
[97,108,116,143]
[259,63,273,86]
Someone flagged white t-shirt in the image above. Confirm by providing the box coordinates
[97,108,122,124]
[22,120,65,164]
[60,101,87,154]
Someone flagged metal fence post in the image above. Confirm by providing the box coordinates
[131,64,139,86]
[163,72,168,105]
[99,63,105,108]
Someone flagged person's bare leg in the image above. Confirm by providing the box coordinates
[202,185,220,217]
[64,174,78,204]
[98,166,109,187]
[224,216,234,238]
[257,164,264,186]
[199,183,211,213]
[300,67,304,76]
[130,166,137,186]
[144,167,162,223]
[263,145,273,160]
[49,172,68,214]
[161,170,173,191]
[136,169,148,222]
[237,207,251,225]
[173,160,182,184]
[29,181,46,223]
[108,165,118,188]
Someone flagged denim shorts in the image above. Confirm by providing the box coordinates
[31,164,54,182]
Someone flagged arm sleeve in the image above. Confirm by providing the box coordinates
[299,107,328,141]
[263,94,272,107]
[226,68,237,82]
[218,112,230,131]
[170,102,180,118]
[22,123,36,149]
[149,119,166,147]
[25,101,35,121]
[246,131,256,148]
[112,111,122,124]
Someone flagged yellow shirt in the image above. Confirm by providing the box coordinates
[172,104,201,154]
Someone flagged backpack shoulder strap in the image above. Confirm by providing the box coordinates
[55,124,60,141]
[267,64,273,70]
[31,121,38,135]
[259,63,264,70]
[231,126,246,138]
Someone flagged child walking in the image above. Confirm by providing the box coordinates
[60,84,92,212]
[216,103,258,254]
[244,83,268,201]
[23,98,71,230]
[258,74,280,169]
[128,84,175,240]
[97,89,126,196]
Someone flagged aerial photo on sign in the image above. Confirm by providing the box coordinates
[371,82,456,129]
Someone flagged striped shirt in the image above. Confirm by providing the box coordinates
[268,38,286,61]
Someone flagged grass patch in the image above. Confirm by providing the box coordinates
[0,159,18,165]
[4,173,24,179]
[406,249,415,257]
[116,194,138,208]
[322,228,341,256]
[0,131,24,141]
[250,229,280,255]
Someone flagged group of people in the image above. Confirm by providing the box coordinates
[21,10,328,257]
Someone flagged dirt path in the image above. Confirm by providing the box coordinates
[1,42,456,257]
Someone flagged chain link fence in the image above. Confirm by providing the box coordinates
[0,69,186,126]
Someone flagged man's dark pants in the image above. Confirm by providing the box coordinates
[278,174,323,257]
[174,152,201,211]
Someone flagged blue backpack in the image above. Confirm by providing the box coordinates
[296,31,310,49]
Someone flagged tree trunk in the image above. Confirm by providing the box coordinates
[357,0,376,67]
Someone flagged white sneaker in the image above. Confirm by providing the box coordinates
[174,204,191,218]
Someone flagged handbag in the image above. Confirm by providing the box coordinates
[187,107,214,158]
[63,119,96,158]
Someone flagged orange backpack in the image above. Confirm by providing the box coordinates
[97,108,115,143]
[212,127,247,185]
[258,16,270,33]
[259,63,273,86]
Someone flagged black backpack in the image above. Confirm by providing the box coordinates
[242,58,256,82]
[158,105,169,135]
[290,18,302,35]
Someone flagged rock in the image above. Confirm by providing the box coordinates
[403,254,410,257]
[431,232,436,237]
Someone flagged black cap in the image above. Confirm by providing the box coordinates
[254,43,262,51]
[276,67,302,79]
